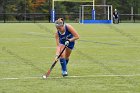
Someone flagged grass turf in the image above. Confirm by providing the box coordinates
[0,23,140,93]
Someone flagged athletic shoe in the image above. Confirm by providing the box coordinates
[62,71,68,77]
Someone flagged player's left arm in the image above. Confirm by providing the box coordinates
[67,24,79,42]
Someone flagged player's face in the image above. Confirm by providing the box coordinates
[56,25,64,32]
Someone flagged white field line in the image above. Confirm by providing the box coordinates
[1,74,140,80]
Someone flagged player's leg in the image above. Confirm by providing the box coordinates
[65,47,72,65]
[117,17,119,24]
[65,42,75,65]
[59,45,68,76]
[115,16,119,24]
[59,45,73,76]
[59,42,74,76]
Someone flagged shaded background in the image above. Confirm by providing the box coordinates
[0,0,140,23]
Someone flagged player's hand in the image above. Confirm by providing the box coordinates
[65,40,70,46]
[54,55,58,62]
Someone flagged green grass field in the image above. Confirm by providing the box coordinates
[0,23,140,93]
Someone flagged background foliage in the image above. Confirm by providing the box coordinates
[0,0,139,22]
[0,0,139,14]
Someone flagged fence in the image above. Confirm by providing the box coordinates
[119,14,140,23]
[1,13,140,23]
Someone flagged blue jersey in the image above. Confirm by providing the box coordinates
[57,25,75,49]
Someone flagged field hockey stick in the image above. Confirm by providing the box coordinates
[43,45,67,79]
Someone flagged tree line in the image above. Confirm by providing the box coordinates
[0,0,139,14]
[0,0,139,22]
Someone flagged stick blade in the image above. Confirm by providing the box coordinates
[42,70,51,79]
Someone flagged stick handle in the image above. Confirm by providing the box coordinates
[57,45,67,59]
[45,45,67,78]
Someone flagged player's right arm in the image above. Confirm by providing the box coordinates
[55,32,60,59]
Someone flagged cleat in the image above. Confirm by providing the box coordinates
[62,71,68,77]
[62,74,68,77]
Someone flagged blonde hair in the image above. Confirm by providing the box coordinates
[55,18,64,27]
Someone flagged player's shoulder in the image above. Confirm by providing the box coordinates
[65,24,73,30]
